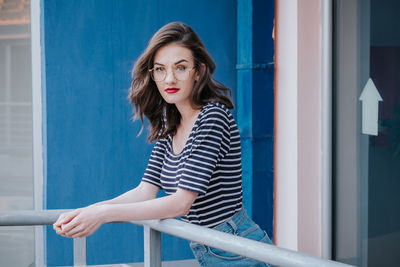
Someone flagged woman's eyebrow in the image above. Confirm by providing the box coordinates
[154,59,189,66]
[174,59,189,64]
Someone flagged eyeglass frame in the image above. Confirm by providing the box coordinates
[148,65,197,82]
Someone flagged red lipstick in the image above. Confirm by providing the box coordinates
[165,88,180,94]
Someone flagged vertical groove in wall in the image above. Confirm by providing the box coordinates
[31,0,45,265]
[321,0,333,260]
[237,0,253,217]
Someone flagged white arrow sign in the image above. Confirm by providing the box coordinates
[359,78,383,136]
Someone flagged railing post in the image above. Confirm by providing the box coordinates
[143,225,161,267]
[73,237,87,266]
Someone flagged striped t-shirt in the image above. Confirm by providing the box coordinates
[142,102,243,228]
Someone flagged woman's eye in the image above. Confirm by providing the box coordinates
[154,67,165,72]
[176,65,187,71]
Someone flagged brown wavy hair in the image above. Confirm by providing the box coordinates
[129,22,233,143]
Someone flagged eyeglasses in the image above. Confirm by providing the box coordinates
[149,65,195,82]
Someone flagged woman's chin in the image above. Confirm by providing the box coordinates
[162,98,176,104]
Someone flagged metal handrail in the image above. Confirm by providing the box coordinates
[0,210,354,267]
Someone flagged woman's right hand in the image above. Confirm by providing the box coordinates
[53,205,107,238]
[53,209,81,236]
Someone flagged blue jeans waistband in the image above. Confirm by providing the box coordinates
[212,207,247,232]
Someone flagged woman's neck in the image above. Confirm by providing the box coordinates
[175,101,202,124]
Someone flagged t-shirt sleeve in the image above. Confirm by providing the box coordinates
[141,140,166,188]
[178,107,231,195]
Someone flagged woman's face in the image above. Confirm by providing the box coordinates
[152,43,199,107]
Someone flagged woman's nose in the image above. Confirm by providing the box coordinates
[164,69,176,84]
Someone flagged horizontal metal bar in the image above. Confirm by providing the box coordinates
[132,219,353,267]
[0,210,72,226]
[0,210,354,267]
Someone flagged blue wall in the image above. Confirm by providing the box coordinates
[237,0,275,236]
[41,0,273,265]
[251,0,275,237]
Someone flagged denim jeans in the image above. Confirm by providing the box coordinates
[190,208,273,267]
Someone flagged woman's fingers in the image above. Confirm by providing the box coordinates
[64,224,84,237]
[59,209,90,236]
[54,214,67,226]
[54,211,76,226]
[62,210,80,224]
[63,221,98,238]
[54,206,104,238]
[72,222,101,238]
[60,214,81,233]
[53,224,62,233]
[53,209,81,236]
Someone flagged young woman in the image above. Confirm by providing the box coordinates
[54,22,273,267]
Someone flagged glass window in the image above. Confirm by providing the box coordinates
[334,0,400,266]
[0,0,34,266]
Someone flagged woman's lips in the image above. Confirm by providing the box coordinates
[165,88,180,94]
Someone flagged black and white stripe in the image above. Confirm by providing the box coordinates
[142,102,243,228]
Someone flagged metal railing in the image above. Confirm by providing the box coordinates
[0,210,354,267]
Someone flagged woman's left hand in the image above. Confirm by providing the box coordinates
[54,205,107,238]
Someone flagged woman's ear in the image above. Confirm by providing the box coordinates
[195,63,206,81]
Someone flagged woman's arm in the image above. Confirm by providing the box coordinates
[55,188,198,238]
[53,181,159,235]
[102,188,198,222]
[90,181,159,206]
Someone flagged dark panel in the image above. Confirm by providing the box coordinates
[252,136,274,238]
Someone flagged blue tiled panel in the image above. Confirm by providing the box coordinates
[236,0,275,240]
